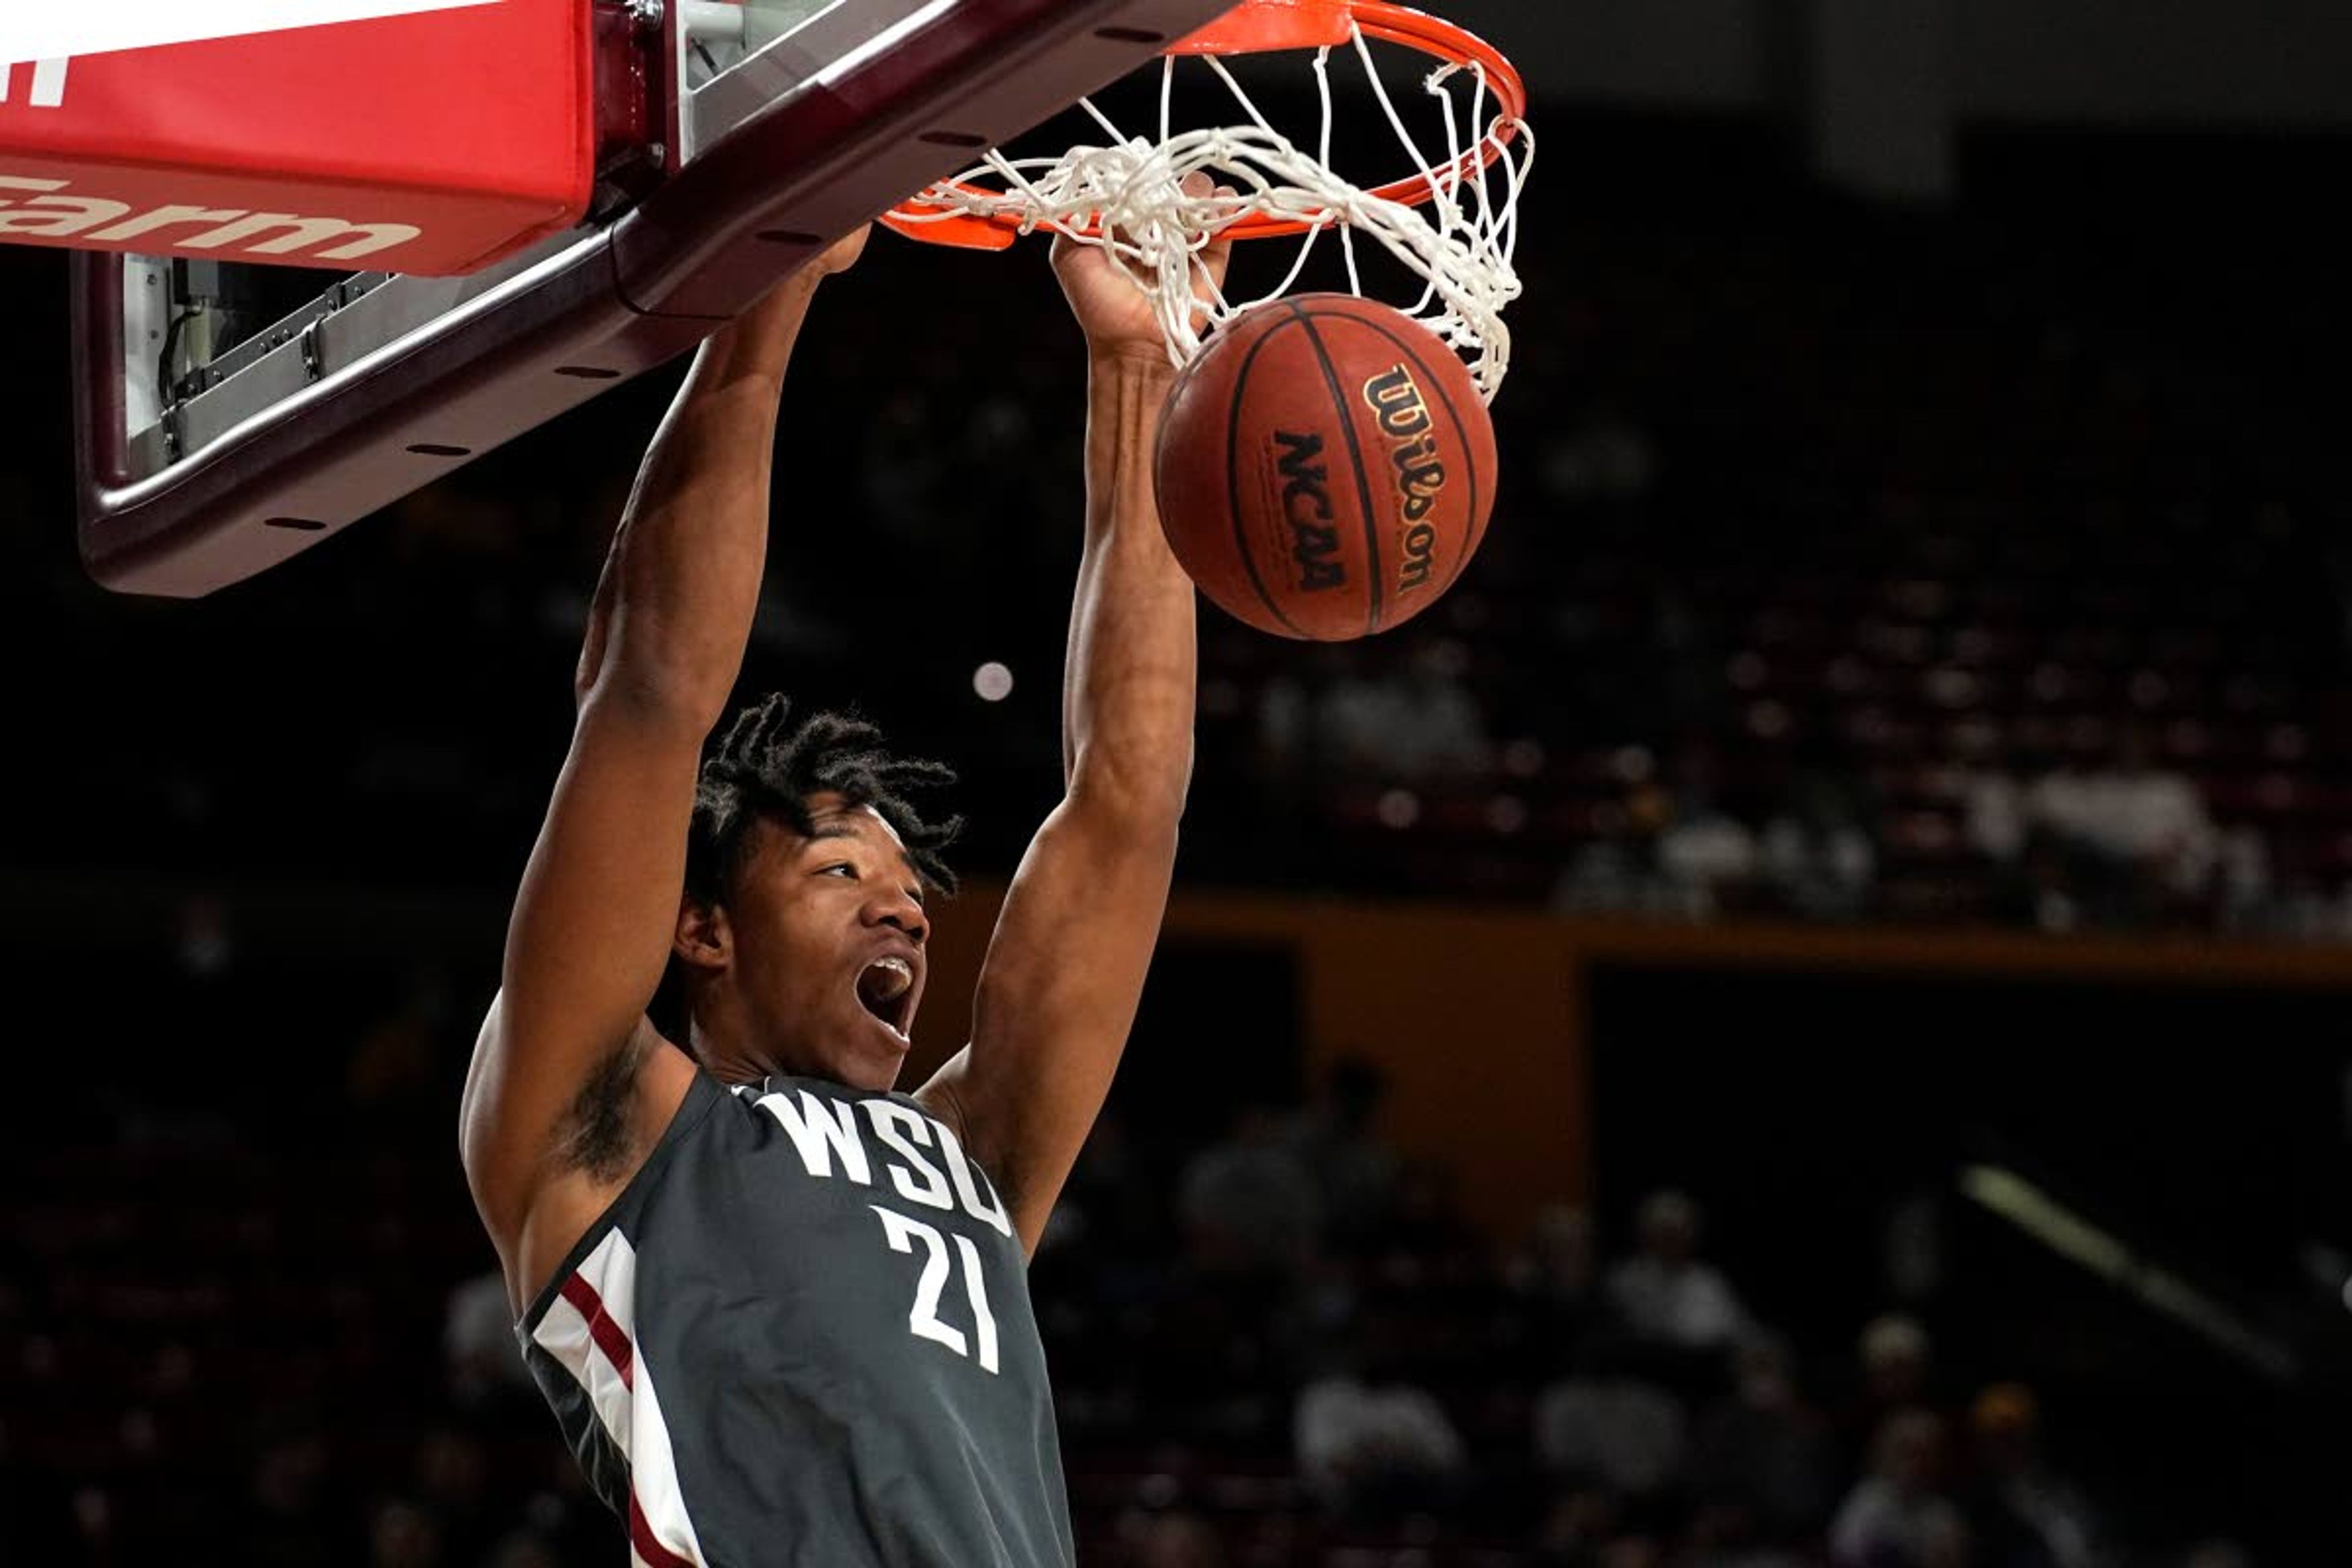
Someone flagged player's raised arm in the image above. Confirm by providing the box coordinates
[918,218,1229,1255]
[460,232,867,1309]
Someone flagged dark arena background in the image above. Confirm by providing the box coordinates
[6,2,2352,1564]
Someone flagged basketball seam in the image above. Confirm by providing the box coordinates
[1288,301,1388,636]
[1349,314,1485,597]
[1221,318,1310,638]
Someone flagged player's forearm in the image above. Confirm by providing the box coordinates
[1062,352,1198,820]
[574,279,823,722]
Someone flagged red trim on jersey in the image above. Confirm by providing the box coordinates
[560,1272,636,1390]
[629,1492,699,1568]
[558,1265,698,1566]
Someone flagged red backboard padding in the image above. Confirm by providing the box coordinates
[0,1,594,276]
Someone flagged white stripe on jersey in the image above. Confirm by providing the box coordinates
[532,1229,711,1567]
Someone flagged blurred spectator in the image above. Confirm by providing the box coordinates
[1534,1486,1624,1567]
[1841,1314,1938,1471]
[520,1450,631,1564]
[1553,772,1684,918]
[1532,1333,1688,1500]
[1510,1203,1612,1365]
[176,892,236,980]
[2213,826,2276,935]
[1178,1104,1321,1276]
[1316,637,1493,785]
[1857,1314,1934,1414]
[1659,818,1760,917]
[1378,1160,1485,1281]
[1654,746,1760,918]
[2022,725,2217,928]
[444,1270,537,1412]
[1283,1055,1403,1253]
[151,892,270,1112]
[1607,1191,1749,1353]
[2010,830,2089,935]
[1761,744,1880,921]
[1962,1382,2102,1568]
[1254,646,1339,782]
[1880,1195,1947,1304]
[412,1424,497,1568]
[1692,1333,1840,1537]
[1683,1490,1816,1568]
[1294,1308,1469,1518]
[1120,1506,1229,1568]
[1965,757,2031,866]
[1830,1410,1969,1568]
[1033,1105,1159,1270]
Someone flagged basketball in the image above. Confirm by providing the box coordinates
[1153,295,1499,642]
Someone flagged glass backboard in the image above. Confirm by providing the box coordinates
[70,0,1235,596]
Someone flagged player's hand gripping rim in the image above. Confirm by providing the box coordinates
[1052,173,1237,368]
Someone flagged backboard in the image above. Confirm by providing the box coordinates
[61,0,1235,597]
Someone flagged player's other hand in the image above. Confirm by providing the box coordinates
[810,224,871,279]
[721,222,870,357]
[1052,173,1235,364]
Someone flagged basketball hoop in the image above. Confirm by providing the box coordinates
[883,0,1532,401]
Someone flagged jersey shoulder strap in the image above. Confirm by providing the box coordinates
[519,1070,726,1331]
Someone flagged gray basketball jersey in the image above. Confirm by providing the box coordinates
[515,1072,1075,1568]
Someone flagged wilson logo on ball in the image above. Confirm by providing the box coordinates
[1363,366,1447,594]
[1155,295,1494,642]
[1274,430,1346,593]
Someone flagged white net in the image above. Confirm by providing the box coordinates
[893,20,1533,402]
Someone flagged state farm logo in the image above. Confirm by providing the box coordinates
[0,59,69,108]
[0,174,421,262]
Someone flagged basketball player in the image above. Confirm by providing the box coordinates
[458,209,1229,1568]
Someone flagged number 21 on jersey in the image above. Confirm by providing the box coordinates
[872,1206,1001,1374]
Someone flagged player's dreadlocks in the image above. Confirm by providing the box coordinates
[685,695,963,907]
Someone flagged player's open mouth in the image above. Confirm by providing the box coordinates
[856,956,916,1042]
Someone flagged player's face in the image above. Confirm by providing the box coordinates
[728,794,930,1091]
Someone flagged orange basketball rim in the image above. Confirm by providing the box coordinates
[882,0,1529,252]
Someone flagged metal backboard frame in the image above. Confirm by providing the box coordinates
[74,0,1234,596]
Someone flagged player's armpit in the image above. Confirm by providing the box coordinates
[468,1005,697,1314]
[917,791,1179,1255]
